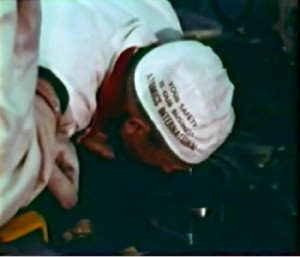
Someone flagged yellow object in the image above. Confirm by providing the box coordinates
[0,211,48,243]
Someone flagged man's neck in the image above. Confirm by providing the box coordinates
[90,47,137,131]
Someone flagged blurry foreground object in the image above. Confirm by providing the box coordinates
[183,29,222,40]
[118,246,150,256]
[62,219,93,242]
[0,211,48,243]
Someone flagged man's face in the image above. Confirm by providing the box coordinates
[119,69,192,174]
[120,121,191,173]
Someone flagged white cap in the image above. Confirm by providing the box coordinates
[134,41,235,164]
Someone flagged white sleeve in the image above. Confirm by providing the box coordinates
[0,0,57,226]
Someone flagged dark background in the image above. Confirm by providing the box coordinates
[2,0,297,255]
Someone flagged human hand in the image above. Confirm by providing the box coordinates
[77,129,115,159]
[47,137,79,209]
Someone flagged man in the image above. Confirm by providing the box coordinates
[0,0,235,226]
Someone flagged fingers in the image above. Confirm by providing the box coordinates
[77,130,115,159]
[55,138,80,190]
[48,138,79,209]
[77,128,108,144]
[80,137,115,159]
[47,164,78,210]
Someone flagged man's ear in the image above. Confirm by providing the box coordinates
[123,117,151,135]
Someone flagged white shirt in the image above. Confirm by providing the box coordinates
[0,0,181,226]
[39,0,182,132]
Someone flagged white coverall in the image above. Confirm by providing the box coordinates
[0,0,182,226]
